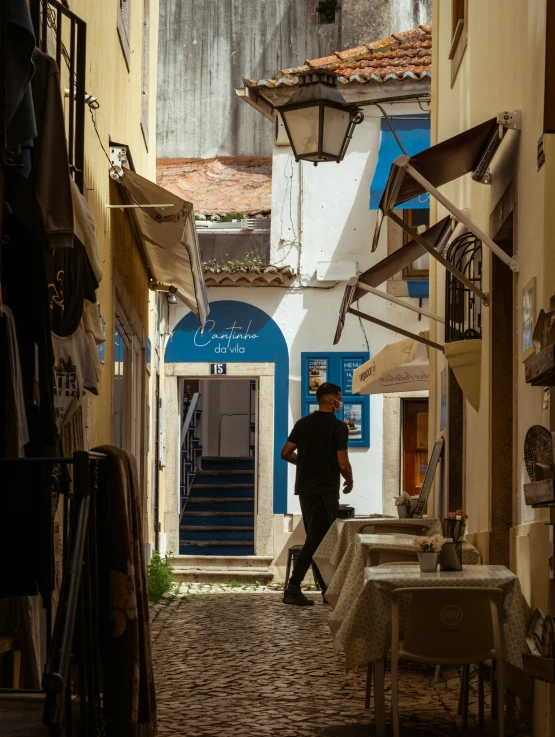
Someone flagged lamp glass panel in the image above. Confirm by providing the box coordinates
[282,106,320,156]
[322,105,351,157]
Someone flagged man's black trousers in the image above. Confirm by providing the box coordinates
[289,494,339,588]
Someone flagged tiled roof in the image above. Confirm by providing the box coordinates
[156,157,272,217]
[203,264,296,287]
[244,24,432,89]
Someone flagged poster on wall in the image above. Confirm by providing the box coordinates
[308,404,319,415]
[343,403,363,440]
[440,367,447,432]
[342,357,364,395]
[308,358,327,395]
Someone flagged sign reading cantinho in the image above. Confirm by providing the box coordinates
[353,335,430,395]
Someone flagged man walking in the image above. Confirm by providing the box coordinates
[280,382,353,606]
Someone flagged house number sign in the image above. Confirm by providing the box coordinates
[210,363,227,375]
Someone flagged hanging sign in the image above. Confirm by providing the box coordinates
[210,363,227,375]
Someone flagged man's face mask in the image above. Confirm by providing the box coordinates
[330,397,343,414]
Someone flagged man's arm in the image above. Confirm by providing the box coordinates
[337,449,353,494]
[281,440,298,465]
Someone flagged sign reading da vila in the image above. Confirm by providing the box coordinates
[194,320,260,355]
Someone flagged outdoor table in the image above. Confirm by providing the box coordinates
[313,516,443,588]
[332,564,527,737]
[326,531,482,618]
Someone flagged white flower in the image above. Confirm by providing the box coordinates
[394,491,412,506]
[413,534,448,553]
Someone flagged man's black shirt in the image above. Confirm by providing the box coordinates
[288,411,349,497]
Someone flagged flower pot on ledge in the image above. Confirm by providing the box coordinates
[418,552,439,572]
[397,505,410,518]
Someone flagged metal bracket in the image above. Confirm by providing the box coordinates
[109,145,128,179]
[497,110,521,131]
[509,255,520,273]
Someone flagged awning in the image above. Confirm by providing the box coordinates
[334,216,452,345]
[369,115,430,210]
[370,115,518,280]
[353,335,429,395]
[115,167,209,328]
[444,339,482,411]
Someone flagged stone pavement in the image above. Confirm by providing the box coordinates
[150,590,532,737]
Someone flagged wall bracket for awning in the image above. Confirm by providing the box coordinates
[347,307,444,353]
[346,277,445,323]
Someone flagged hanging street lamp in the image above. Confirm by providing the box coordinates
[277,72,364,165]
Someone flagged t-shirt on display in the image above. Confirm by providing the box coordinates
[52,328,98,429]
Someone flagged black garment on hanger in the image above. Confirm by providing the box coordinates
[46,239,99,336]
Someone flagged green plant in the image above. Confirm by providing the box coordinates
[317,0,339,23]
[147,550,175,604]
[207,248,269,273]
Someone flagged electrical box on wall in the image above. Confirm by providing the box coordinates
[274,113,290,146]
[317,261,358,281]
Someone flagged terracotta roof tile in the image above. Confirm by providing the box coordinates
[156,157,272,216]
[245,24,432,90]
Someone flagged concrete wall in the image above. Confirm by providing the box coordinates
[429,1,554,732]
[200,378,252,456]
[156,0,431,158]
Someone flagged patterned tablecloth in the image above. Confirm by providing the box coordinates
[331,564,527,673]
[326,532,482,622]
[313,517,444,588]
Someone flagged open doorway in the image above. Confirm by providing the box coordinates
[402,399,429,497]
[179,378,258,556]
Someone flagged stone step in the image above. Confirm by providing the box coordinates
[180,525,254,532]
[196,470,253,476]
[171,567,273,584]
[170,554,272,568]
[187,497,254,504]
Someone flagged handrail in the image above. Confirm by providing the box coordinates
[181,392,200,444]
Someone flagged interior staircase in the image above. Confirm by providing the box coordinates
[175,456,273,583]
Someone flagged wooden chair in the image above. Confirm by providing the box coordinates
[390,587,505,737]
[360,522,430,536]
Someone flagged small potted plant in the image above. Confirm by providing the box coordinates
[413,535,447,572]
[444,509,468,541]
[394,491,412,518]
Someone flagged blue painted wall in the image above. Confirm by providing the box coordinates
[165,300,290,514]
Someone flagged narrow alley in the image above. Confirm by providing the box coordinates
[150,590,532,737]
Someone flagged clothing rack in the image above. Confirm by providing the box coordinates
[0,451,108,737]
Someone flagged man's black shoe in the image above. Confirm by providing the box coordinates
[283,585,315,606]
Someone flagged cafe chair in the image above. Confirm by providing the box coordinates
[360,522,430,536]
[366,547,420,567]
[390,587,505,737]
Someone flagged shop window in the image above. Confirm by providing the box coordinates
[141,0,150,147]
[444,232,482,342]
[403,209,430,279]
[449,0,467,86]
[301,352,370,448]
[118,0,131,70]
[317,0,338,24]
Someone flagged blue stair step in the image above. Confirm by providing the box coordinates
[182,514,254,526]
[194,471,254,485]
[179,544,255,556]
[201,456,254,472]
[180,528,254,542]
[186,499,254,513]
[192,487,254,499]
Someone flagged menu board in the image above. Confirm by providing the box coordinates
[343,403,363,440]
[342,357,364,395]
[301,352,370,448]
[308,358,328,395]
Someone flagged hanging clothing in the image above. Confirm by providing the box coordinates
[71,178,103,284]
[6,0,37,178]
[93,446,158,737]
[1,214,58,451]
[0,305,29,458]
[52,328,99,430]
[46,240,98,336]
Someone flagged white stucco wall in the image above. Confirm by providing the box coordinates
[168,102,431,517]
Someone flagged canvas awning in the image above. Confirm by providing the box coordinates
[334,216,452,345]
[370,114,519,286]
[352,335,429,395]
[115,167,209,328]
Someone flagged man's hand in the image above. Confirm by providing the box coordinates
[342,479,353,494]
[280,440,298,465]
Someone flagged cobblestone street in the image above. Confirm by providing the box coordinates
[150,590,531,737]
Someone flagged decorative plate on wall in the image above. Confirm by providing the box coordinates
[524,425,552,482]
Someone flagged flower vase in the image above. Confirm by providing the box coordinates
[397,504,409,518]
[418,552,439,572]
